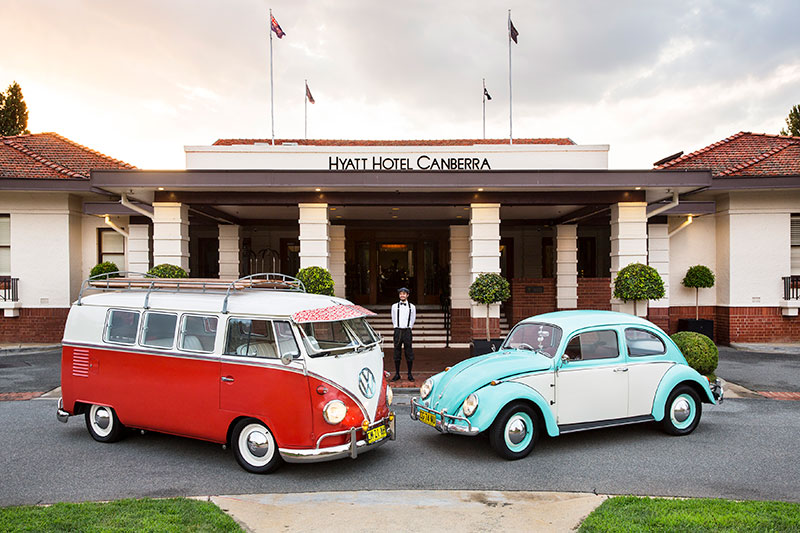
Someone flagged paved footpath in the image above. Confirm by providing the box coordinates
[207,490,606,533]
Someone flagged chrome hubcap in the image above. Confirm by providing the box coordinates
[246,430,269,457]
[506,417,528,445]
[672,398,691,422]
[94,408,110,430]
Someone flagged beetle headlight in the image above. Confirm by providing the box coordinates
[462,393,479,417]
[420,378,433,400]
[323,400,347,424]
[386,385,393,406]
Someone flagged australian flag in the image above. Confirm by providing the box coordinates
[271,14,286,39]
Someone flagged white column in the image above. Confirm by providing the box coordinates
[648,223,670,309]
[610,202,648,315]
[556,224,578,309]
[299,203,329,270]
[218,224,241,280]
[470,203,501,322]
[450,225,471,309]
[127,224,151,275]
[329,225,346,297]
[152,202,189,272]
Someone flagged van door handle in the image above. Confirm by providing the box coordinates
[613,367,628,373]
[221,376,235,382]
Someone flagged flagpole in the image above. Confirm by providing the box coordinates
[508,9,513,145]
[270,8,275,145]
[482,78,486,140]
[304,79,308,140]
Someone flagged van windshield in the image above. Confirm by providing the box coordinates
[299,318,380,357]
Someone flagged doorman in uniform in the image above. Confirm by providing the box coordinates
[391,287,416,382]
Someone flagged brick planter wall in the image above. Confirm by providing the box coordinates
[577,278,611,310]
[667,305,716,336]
[450,308,471,343]
[508,278,556,328]
[714,307,800,344]
[471,317,501,340]
[0,308,69,343]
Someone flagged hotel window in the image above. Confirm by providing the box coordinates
[98,228,125,268]
[0,215,9,275]
[792,214,800,275]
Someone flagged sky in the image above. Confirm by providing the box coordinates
[2,0,799,170]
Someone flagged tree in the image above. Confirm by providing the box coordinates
[682,265,715,320]
[780,104,800,137]
[612,262,665,316]
[468,273,511,341]
[0,81,30,136]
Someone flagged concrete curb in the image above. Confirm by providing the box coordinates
[0,344,61,356]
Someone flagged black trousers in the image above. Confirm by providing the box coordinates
[393,328,414,363]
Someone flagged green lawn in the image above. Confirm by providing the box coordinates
[580,495,800,532]
[0,497,242,533]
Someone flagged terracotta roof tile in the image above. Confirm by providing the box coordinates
[0,132,136,180]
[655,131,800,177]
[212,137,576,147]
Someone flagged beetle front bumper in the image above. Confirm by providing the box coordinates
[279,412,396,463]
[410,397,480,436]
[710,378,724,404]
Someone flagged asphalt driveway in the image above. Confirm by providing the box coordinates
[717,347,800,392]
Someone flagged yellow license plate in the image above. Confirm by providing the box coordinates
[366,424,387,444]
[419,410,436,427]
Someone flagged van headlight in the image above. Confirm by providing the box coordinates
[386,385,393,406]
[420,378,433,400]
[323,400,347,424]
[463,393,479,417]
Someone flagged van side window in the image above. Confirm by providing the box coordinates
[179,315,218,353]
[225,318,279,359]
[274,321,300,359]
[141,312,178,349]
[564,330,619,361]
[105,309,140,345]
[625,328,666,357]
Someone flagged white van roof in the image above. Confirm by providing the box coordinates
[76,290,354,317]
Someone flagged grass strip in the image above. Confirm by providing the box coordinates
[0,497,242,532]
[580,495,800,532]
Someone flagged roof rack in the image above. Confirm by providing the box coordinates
[77,272,306,312]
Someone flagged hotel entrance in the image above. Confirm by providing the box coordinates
[345,227,449,306]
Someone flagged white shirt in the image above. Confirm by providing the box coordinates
[391,300,416,329]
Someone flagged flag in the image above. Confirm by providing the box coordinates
[484,87,492,101]
[509,18,519,44]
[306,82,315,104]
[271,14,285,38]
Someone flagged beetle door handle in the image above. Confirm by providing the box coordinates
[613,367,628,373]
[221,376,235,382]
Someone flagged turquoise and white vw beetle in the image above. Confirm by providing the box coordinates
[410,311,723,460]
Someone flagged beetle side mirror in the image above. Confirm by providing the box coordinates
[561,354,570,366]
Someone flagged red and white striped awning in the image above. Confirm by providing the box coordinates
[291,304,376,324]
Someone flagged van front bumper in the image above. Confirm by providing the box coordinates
[279,412,396,463]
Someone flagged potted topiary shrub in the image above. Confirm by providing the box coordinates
[90,261,120,279]
[612,262,665,316]
[468,272,511,356]
[296,266,334,295]
[679,265,715,340]
[670,331,719,378]
[147,263,188,278]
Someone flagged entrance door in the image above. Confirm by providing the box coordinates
[377,243,414,303]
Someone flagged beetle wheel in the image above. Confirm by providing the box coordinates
[489,402,540,460]
[662,385,702,436]
[84,404,125,443]
[231,418,282,474]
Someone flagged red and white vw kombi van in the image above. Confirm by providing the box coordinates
[56,273,395,473]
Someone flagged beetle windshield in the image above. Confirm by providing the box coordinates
[298,317,379,357]
[502,322,563,358]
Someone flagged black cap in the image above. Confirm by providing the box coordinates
[397,287,411,294]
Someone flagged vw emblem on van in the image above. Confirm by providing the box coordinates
[358,368,376,399]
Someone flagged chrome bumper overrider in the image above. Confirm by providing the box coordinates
[711,379,724,404]
[56,397,70,423]
[279,412,396,463]
[409,397,480,436]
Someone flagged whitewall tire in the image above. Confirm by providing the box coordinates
[232,418,282,474]
[84,404,124,443]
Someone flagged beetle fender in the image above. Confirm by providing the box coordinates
[471,381,559,437]
[652,364,716,421]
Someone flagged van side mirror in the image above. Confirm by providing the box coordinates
[280,352,295,365]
